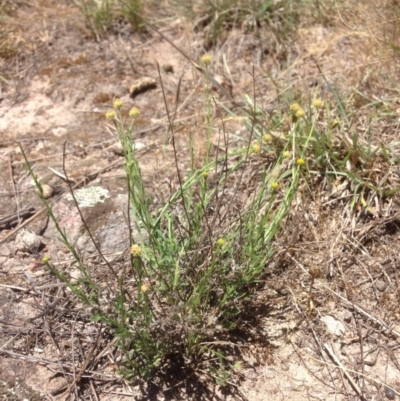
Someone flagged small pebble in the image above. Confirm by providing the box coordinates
[343,311,352,323]
[376,280,388,292]
[110,142,123,156]
[41,184,54,199]
[162,64,174,73]
[15,229,42,253]
[384,385,395,399]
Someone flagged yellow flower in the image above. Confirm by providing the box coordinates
[312,98,324,109]
[216,238,225,247]
[283,150,291,158]
[297,158,305,166]
[271,182,279,189]
[201,54,212,65]
[262,133,272,143]
[290,103,305,119]
[251,143,261,154]
[141,284,149,293]
[106,110,116,120]
[42,256,49,263]
[202,171,209,178]
[113,99,123,109]
[130,244,142,257]
[295,108,305,118]
[290,103,301,113]
[129,107,140,119]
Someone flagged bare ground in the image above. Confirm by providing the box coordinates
[1,0,400,400]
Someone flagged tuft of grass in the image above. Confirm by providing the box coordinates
[120,0,143,30]
[171,0,316,48]
[21,58,400,384]
[20,68,304,382]
[72,0,143,41]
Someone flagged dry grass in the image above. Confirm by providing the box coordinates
[2,0,400,400]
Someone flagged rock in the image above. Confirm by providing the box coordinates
[110,142,124,156]
[43,183,148,262]
[162,64,174,73]
[343,311,352,323]
[15,229,42,253]
[376,280,388,292]
[134,141,145,151]
[66,186,110,208]
[384,385,395,400]
[110,141,144,155]
[41,184,53,199]
[69,267,83,283]
[320,315,346,337]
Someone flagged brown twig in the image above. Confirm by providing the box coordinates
[62,325,102,397]
[354,314,366,396]
[324,343,365,400]
[157,63,192,235]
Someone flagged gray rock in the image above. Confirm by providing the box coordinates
[15,229,42,253]
[44,184,147,262]
[376,280,388,292]
[320,315,346,337]
[384,385,395,400]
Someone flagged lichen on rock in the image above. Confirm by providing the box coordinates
[66,186,110,208]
